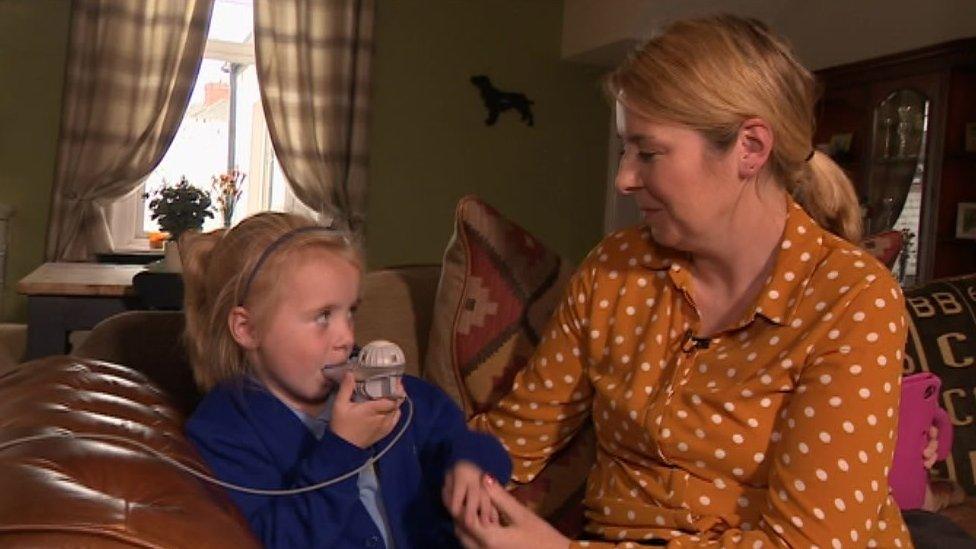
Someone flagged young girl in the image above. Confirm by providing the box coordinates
[182,212,510,548]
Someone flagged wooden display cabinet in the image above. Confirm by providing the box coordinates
[815,38,976,285]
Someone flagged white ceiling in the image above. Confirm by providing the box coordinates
[562,0,976,69]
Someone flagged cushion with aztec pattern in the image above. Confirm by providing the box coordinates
[423,196,591,534]
[424,194,574,415]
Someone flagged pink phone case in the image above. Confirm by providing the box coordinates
[888,372,953,510]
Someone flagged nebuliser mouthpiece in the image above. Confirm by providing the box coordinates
[322,340,406,401]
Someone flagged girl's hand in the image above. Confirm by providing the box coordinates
[454,474,570,549]
[923,425,939,469]
[443,460,499,528]
[330,373,402,448]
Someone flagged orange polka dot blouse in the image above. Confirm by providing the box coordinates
[472,199,912,548]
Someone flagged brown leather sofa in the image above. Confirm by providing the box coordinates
[0,356,259,547]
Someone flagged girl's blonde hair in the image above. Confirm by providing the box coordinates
[180,212,362,391]
[606,14,862,242]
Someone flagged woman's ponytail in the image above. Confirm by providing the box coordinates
[791,151,863,242]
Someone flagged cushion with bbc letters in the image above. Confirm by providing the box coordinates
[903,274,976,495]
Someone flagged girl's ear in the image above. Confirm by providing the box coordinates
[228,306,260,350]
[736,117,774,179]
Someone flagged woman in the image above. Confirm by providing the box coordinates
[451,14,914,548]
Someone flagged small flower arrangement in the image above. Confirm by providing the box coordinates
[144,176,214,242]
[212,169,245,228]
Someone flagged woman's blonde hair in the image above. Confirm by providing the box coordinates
[180,212,362,391]
[606,14,862,242]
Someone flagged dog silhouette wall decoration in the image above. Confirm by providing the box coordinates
[470,75,534,127]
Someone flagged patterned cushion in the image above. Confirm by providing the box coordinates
[903,274,976,495]
[424,196,591,534]
[424,195,573,415]
[861,230,904,269]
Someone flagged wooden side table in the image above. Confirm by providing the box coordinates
[16,263,145,360]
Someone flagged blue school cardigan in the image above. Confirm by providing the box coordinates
[186,375,512,548]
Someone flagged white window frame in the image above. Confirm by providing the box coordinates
[108,38,307,251]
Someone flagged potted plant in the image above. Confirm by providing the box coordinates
[144,176,214,271]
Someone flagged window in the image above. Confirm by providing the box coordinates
[109,0,312,250]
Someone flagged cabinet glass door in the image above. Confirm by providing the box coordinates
[865,89,929,285]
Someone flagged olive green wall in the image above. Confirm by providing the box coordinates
[0,0,71,322]
[0,0,609,322]
[366,0,609,268]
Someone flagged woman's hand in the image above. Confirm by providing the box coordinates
[330,372,402,448]
[443,460,499,527]
[923,425,940,469]
[453,474,570,549]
